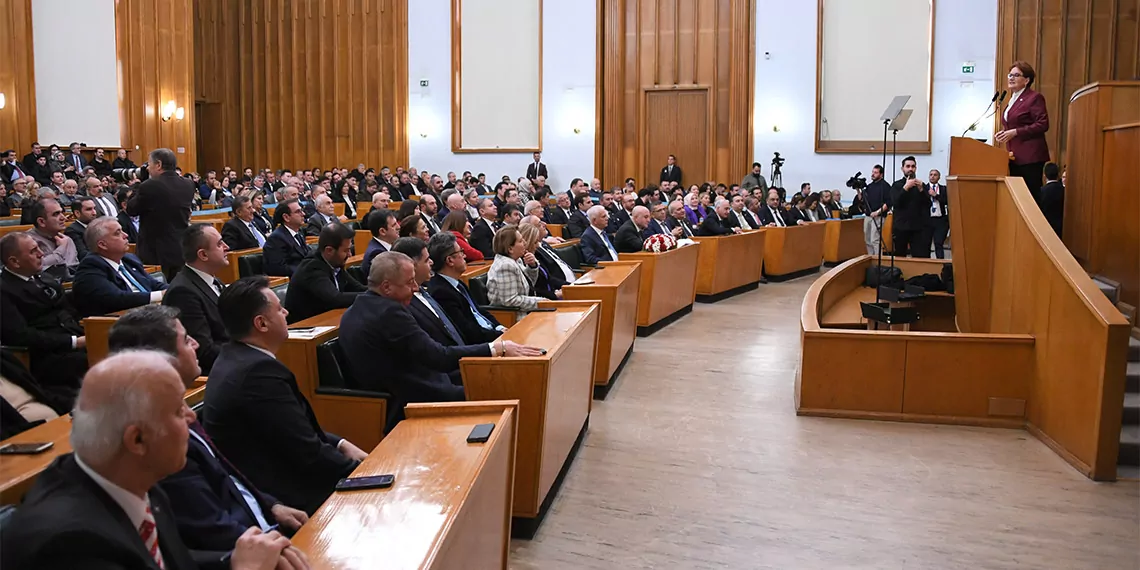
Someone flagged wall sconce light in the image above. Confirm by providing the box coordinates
[573,127,581,135]
[161,100,177,122]
[772,124,781,133]
[0,93,6,110]
[175,107,185,121]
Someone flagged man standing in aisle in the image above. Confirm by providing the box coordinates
[889,156,930,258]
[863,164,891,256]
[126,148,197,280]
[926,169,949,259]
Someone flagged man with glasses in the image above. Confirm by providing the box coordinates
[425,232,508,344]
[263,199,311,277]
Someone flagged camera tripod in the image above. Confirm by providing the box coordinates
[770,160,783,189]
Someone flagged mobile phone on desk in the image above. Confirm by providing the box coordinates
[335,474,394,491]
[0,442,54,455]
[467,423,495,443]
[289,327,316,334]
[529,307,557,312]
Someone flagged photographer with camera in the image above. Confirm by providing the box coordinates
[125,148,197,280]
[862,165,892,256]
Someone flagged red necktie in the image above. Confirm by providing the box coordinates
[138,505,166,569]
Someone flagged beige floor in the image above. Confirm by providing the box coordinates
[510,274,1140,570]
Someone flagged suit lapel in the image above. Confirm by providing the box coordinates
[185,267,220,302]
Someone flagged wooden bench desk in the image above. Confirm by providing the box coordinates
[459,302,599,538]
[353,230,372,258]
[0,224,32,238]
[762,222,826,280]
[1,383,207,504]
[292,401,518,570]
[693,230,766,300]
[618,243,700,335]
[820,286,955,331]
[218,247,261,284]
[822,218,868,265]
[546,223,566,239]
[560,261,640,398]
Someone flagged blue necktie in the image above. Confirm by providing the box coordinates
[456,282,496,330]
[118,264,150,293]
[601,231,617,260]
[421,289,463,344]
[249,222,266,247]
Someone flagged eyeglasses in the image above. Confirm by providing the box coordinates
[1007,73,1024,79]
[447,249,464,259]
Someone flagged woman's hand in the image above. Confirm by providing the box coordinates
[995,129,1017,143]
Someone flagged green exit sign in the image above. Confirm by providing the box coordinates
[962,64,975,74]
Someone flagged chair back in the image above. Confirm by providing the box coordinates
[238,253,264,277]
[554,243,584,269]
[468,273,492,305]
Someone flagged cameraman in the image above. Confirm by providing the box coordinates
[125,148,197,280]
[740,162,769,195]
[863,164,892,256]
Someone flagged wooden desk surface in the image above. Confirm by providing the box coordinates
[693,230,766,296]
[562,262,641,387]
[1,384,210,504]
[821,287,953,328]
[292,401,518,570]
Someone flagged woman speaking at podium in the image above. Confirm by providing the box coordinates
[995,61,1050,201]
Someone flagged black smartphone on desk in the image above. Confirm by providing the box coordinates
[0,442,54,455]
[335,474,394,491]
[467,423,495,443]
[529,307,557,312]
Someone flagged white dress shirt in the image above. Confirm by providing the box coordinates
[1004,88,1025,121]
[100,256,162,302]
[75,454,151,533]
[185,264,223,297]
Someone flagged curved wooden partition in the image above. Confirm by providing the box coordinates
[947,174,1131,480]
[822,218,867,264]
[763,222,825,278]
[800,255,1035,429]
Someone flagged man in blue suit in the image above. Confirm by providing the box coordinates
[262,199,311,277]
[71,216,167,317]
[107,305,309,568]
[360,208,399,278]
[339,251,543,431]
[579,205,620,266]
[644,202,679,238]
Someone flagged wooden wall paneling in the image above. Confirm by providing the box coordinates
[996,0,1140,161]
[1097,124,1139,309]
[0,0,37,154]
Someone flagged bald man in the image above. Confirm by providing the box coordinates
[0,351,305,570]
[614,205,651,253]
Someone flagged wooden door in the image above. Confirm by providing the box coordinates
[643,89,709,190]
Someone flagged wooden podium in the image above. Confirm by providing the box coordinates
[948,136,1008,177]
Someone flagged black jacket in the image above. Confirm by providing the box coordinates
[534,242,575,290]
[889,178,931,231]
[0,454,198,570]
[162,267,228,374]
[0,270,83,354]
[614,220,646,253]
[660,164,682,185]
[546,207,571,225]
[71,254,167,317]
[666,216,697,238]
[117,210,140,244]
[1039,180,1064,237]
[283,255,365,323]
[425,274,503,345]
[339,292,479,429]
[565,210,591,239]
[697,214,734,236]
[757,205,788,227]
[204,342,358,514]
[126,171,197,268]
[220,218,263,251]
[64,221,90,260]
[468,218,498,259]
[262,226,311,277]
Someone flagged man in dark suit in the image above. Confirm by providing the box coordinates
[71,216,168,317]
[889,156,932,258]
[284,224,365,323]
[106,305,309,564]
[525,151,548,182]
[609,193,637,235]
[65,196,99,261]
[756,193,789,227]
[206,276,367,514]
[926,169,950,259]
[361,208,399,278]
[303,194,344,237]
[0,232,87,396]
[660,154,683,187]
[426,232,507,344]
[126,149,197,280]
[546,192,573,225]
[580,206,620,265]
[0,351,296,570]
[614,206,650,253]
[666,200,698,238]
[468,198,501,259]
[393,237,467,383]
[340,252,541,430]
[565,192,593,239]
[221,195,267,251]
[116,193,140,244]
[64,143,87,180]
[262,199,312,277]
[162,224,231,373]
[86,176,119,218]
[1,149,27,182]
[645,202,680,238]
[1038,162,1064,238]
[20,142,43,172]
[418,194,442,235]
[728,194,760,230]
[697,199,740,236]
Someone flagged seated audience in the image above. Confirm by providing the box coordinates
[303,194,345,237]
[469,198,501,258]
[248,190,274,234]
[399,215,431,241]
[339,252,541,430]
[205,276,366,514]
[392,237,468,364]
[285,223,365,323]
[565,192,594,239]
[684,192,705,225]
[614,205,651,253]
[106,305,310,566]
[0,350,302,570]
[72,216,167,316]
[580,205,619,265]
[367,190,391,214]
[729,194,759,229]
[66,196,98,260]
[609,193,637,234]
[116,187,140,243]
[757,192,789,227]
[789,194,813,225]
[517,222,561,300]
[221,195,267,250]
[262,199,311,277]
[0,350,68,439]
[440,209,484,263]
[162,224,231,373]
[697,198,740,236]
[667,200,698,238]
[417,194,441,235]
[547,192,573,225]
[25,196,80,281]
[520,215,577,289]
[425,232,505,344]
[487,225,546,311]
[361,208,400,278]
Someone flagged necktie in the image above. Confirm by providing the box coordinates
[601,231,618,260]
[118,264,150,293]
[74,155,81,170]
[294,231,308,251]
[457,282,496,330]
[138,505,166,569]
[420,289,463,344]
[249,222,266,247]
[212,278,225,297]
[332,268,341,292]
[772,208,784,227]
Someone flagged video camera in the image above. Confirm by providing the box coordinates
[771,152,785,169]
[845,171,867,190]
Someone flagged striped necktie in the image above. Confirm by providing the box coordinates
[138,504,166,569]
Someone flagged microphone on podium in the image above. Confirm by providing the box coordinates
[960,91,1001,137]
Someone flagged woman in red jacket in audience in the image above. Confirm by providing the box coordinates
[441,210,484,262]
